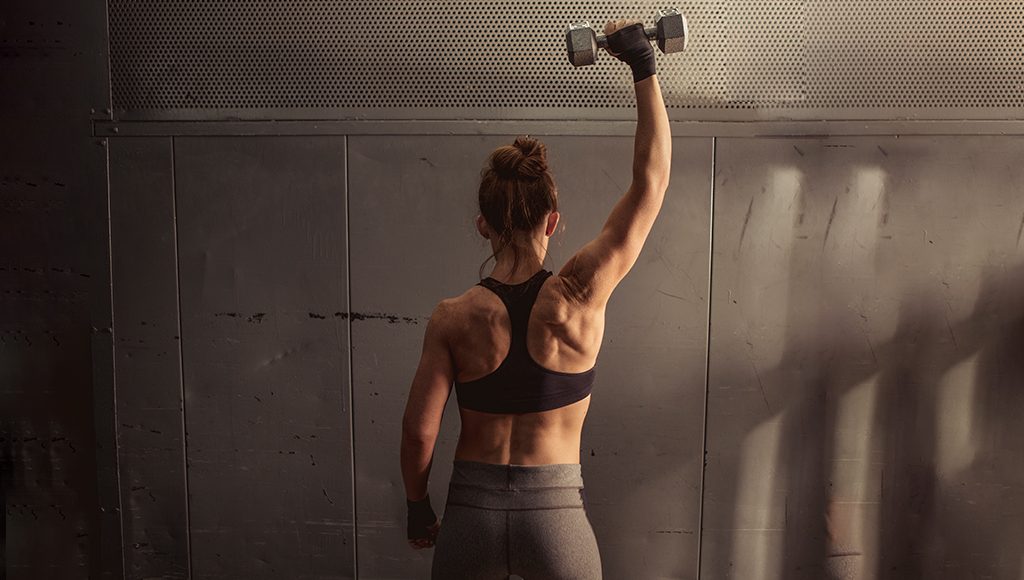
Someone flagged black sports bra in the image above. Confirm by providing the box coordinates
[453,269,596,414]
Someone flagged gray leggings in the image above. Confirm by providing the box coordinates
[431,460,602,580]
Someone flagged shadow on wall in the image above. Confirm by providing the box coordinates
[711,142,1024,580]
[789,261,1024,580]
[923,261,1024,580]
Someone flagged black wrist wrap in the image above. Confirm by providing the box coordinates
[406,494,437,540]
[606,23,656,83]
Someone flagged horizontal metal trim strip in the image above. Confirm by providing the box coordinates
[95,119,1024,137]
[108,107,1024,123]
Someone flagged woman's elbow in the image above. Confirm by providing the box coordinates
[401,420,436,445]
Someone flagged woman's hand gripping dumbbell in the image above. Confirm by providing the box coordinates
[566,8,688,76]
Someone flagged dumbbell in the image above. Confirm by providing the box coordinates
[566,8,688,67]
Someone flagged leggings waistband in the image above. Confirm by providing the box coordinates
[446,460,586,510]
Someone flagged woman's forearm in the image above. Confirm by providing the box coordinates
[400,433,435,501]
[631,74,671,187]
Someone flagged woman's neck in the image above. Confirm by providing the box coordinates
[488,256,545,283]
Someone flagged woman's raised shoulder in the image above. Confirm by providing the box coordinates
[541,273,595,325]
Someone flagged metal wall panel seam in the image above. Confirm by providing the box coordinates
[695,137,716,580]
[345,135,359,578]
[170,137,194,579]
[104,136,128,580]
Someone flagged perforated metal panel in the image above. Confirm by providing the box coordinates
[807,1,1024,109]
[108,1,1024,119]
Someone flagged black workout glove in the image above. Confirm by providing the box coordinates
[406,494,439,541]
[606,22,656,83]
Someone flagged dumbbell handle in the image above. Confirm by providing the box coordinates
[594,26,658,49]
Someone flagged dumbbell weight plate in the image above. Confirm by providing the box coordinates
[566,22,599,67]
[655,8,688,54]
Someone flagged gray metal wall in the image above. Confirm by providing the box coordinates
[175,136,354,579]
[102,133,1024,580]
[0,0,119,578]
[109,138,189,579]
[703,137,1024,580]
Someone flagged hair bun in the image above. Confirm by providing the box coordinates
[490,151,523,179]
[490,136,548,180]
[513,135,545,159]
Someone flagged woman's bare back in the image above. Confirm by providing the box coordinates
[447,273,606,465]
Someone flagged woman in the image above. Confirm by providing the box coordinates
[400,18,671,579]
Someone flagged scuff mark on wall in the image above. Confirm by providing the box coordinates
[738,196,755,251]
[823,196,839,249]
[212,311,424,324]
